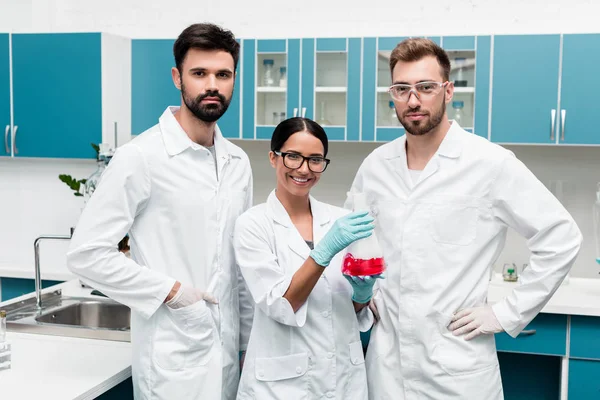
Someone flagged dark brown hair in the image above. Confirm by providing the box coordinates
[389,38,451,81]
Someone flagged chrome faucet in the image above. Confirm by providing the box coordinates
[34,228,73,309]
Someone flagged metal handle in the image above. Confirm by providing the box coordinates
[550,109,556,141]
[293,108,298,117]
[13,125,18,155]
[518,329,537,336]
[560,109,566,141]
[301,107,306,117]
[4,125,8,154]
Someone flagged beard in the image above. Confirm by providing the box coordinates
[181,82,231,123]
[398,94,446,136]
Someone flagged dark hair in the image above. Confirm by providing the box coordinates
[271,117,329,157]
[389,38,451,81]
[173,23,240,73]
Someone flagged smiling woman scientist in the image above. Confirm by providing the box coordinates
[233,117,381,399]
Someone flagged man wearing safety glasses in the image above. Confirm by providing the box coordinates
[345,38,581,399]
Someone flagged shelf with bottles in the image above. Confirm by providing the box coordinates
[447,93,474,129]
[256,53,288,126]
[376,93,402,128]
[314,93,346,127]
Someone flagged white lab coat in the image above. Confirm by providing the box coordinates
[346,122,582,400]
[67,107,254,400]
[233,191,373,400]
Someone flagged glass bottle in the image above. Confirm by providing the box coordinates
[594,182,600,266]
[262,59,275,87]
[316,101,331,126]
[502,263,519,282]
[388,101,399,126]
[452,101,464,126]
[454,57,467,87]
[84,143,113,203]
[278,66,287,88]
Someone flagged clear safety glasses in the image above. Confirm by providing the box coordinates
[388,81,448,102]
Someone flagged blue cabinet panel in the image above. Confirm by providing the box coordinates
[96,377,133,400]
[378,37,408,51]
[218,39,241,139]
[12,33,102,158]
[376,127,404,142]
[474,35,491,139]
[346,38,361,141]
[490,35,560,144]
[361,38,377,141]
[257,39,286,53]
[256,126,272,140]
[0,33,9,156]
[324,127,344,141]
[427,37,441,46]
[495,313,567,356]
[570,315,600,360]
[316,38,346,52]
[443,36,476,50]
[300,39,315,120]
[1,277,63,302]
[287,39,301,122]
[497,352,561,400]
[131,40,178,135]
[559,34,600,145]
[242,39,256,139]
[568,359,600,399]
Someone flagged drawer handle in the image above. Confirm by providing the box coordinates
[518,329,537,336]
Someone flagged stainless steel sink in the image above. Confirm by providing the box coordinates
[4,289,131,342]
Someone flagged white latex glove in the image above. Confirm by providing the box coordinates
[166,285,218,309]
[448,306,504,341]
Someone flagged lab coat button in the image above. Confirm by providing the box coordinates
[327,352,334,359]
[327,392,334,398]
[258,370,264,377]
[321,310,329,317]
[296,366,302,374]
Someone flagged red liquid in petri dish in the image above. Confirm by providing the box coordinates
[342,253,385,276]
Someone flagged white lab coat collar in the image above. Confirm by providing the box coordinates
[159,106,244,160]
[266,190,331,259]
[383,120,464,188]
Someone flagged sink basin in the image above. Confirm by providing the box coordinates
[35,301,130,330]
[4,290,131,342]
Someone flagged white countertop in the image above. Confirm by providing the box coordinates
[0,280,132,400]
[488,273,600,317]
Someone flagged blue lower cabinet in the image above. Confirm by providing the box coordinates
[568,359,600,399]
[498,352,561,400]
[495,313,567,356]
[569,315,600,360]
[96,378,133,399]
[0,277,63,302]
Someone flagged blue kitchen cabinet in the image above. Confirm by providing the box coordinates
[495,313,568,356]
[0,33,10,156]
[490,35,561,144]
[0,277,63,302]
[498,352,561,400]
[11,33,102,158]
[559,34,600,145]
[568,359,600,399]
[131,39,241,139]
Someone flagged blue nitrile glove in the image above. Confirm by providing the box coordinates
[309,211,374,267]
[343,274,385,303]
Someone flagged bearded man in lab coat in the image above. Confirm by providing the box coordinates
[346,38,582,400]
[67,23,253,400]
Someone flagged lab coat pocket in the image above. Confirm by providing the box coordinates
[153,300,215,371]
[432,313,497,376]
[428,196,479,246]
[254,352,309,400]
[349,340,365,365]
[344,341,368,399]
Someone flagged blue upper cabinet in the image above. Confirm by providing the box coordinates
[559,34,600,145]
[132,39,241,139]
[243,39,298,140]
[0,34,10,156]
[12,33,102,158]
[490,35,561,144]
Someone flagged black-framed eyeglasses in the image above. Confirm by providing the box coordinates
[273,151,331,173]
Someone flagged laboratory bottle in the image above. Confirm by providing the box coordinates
[278,66,287,87]
[389,101,398,126]
[341,193,386,276]
[262,59,275,87]
[454,57,467,87]
[452,101,464,126]
[316,101,331,126]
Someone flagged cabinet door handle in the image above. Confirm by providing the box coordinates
[518,329,537,336]
[550,109,556,141]
[560,109,566,141]
[293,108,298,117]
[301,107,306,118]
[13,125,18,155]
[4,125,9,154]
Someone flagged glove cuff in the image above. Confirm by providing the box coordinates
[309,248,330,267]
[352,293,373,304]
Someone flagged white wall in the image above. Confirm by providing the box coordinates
[1,0,600,280]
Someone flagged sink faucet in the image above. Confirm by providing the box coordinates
[34,228,74,309]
